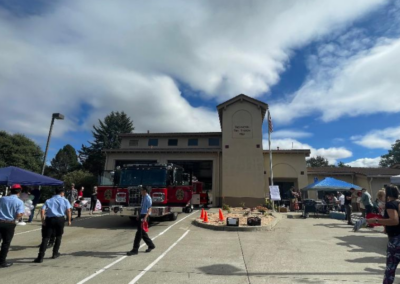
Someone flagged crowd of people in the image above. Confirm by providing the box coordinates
[322,187,380,225]
[0,183,154,269]
[0,183,100,268]
[334,185,400,284]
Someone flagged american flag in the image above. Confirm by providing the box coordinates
[268,111,273,133]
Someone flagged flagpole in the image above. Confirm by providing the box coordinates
[268,110,275,212]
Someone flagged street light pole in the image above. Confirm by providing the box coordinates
[41,113,64,175]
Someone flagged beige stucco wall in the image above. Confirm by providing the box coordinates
[120,136,221,149]
[264,152,309,197]
[105,152,222,205]
[220,101,265,207]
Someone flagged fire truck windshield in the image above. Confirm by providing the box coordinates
[119,168,167,187]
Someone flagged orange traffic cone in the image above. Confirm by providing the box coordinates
[203,211,209,223]
[200,208,205,220]
[218,209,225,221]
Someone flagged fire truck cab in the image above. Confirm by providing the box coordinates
[106,163,193,221]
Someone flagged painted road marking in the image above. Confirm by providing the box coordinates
[14,228,42,236]
[128,230,190,284]
[14,214,105,236]
[76,211,197,284]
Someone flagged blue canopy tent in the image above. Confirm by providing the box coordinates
[0,166,63,186]
[302,177,361,192]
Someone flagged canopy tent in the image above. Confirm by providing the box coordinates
[0,166,63,186]
[391,175,400,185]
[302,177,362,192]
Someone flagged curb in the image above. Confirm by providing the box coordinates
[192,212,281,232]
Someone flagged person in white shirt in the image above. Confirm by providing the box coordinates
[338,192,345,213]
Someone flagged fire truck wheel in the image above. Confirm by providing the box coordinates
[168,212,178,221]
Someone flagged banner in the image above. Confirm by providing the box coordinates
[269,185,281,201]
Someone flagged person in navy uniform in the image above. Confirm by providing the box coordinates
[34,187,72,263]
[127,186,155,256]
[0,184,25,268]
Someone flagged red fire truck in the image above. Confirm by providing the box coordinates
[98,164,193,221]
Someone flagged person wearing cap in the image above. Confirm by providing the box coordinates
[33,187,72,263]
[126,186,155,256]
[0,184,25,268]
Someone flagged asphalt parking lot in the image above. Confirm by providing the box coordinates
[0,210,391,284]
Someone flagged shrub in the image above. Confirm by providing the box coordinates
[222,204,230,211]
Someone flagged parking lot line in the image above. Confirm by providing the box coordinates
[129,230,190,284]
[14,228,42,236]
[14,214,105,236]
[76,211,197,284]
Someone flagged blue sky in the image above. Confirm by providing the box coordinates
[0,0,399,167]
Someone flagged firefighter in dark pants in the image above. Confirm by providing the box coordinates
[127,186,155,256]
[0,184,25,268]
[38,225,56,248]
[34,187,72,263]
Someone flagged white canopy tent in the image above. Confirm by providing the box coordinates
[391,175,400,185]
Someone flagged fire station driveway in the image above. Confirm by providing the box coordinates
[1,211,389,284]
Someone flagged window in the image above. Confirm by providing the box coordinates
[188,138,198,146]
[208,138,220,146]
[120,168,167,187]
[129,140,138,147]
[148,139,158,146]
[168,139,178,146]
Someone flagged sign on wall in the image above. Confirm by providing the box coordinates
[269,185,281,201]
[232,110,253,139]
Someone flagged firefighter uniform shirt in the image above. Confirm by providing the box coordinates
[140,194,152,215]
[0,195,24,221]
[43,195,72,217]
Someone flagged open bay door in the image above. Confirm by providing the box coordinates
[391,175,400,185]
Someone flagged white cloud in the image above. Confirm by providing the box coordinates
[272,30,400,125]
[272,129,313,139]
[347,157,381,167]
[0,0,388,138]
[263,138,352,164]
[351,126,400,149]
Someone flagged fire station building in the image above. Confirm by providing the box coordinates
[104,94,311,207]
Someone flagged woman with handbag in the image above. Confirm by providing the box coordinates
[367,185,400,284]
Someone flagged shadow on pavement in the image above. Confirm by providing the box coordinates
[9,245,39,252]
[9,251,126,264]
[346,256,386,264]
[70,215,170,230]
[335,235,386,255]
[313,223,354,229]
[197,264,382,276]
[68,250,126,258]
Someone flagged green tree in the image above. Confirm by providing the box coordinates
[48,144,80,178]
[63,170,97,197]
[0,131,43,172]
[307,156,330,167]
[337,161,351,167]
[79,111,134,176]
[380,139,400,167]
[40,170,97,201]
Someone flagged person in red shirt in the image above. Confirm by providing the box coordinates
[78,187,84,198]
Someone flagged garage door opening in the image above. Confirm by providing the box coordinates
[115,160,157,168]
[168,160,213,204]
